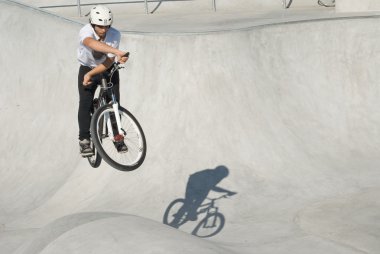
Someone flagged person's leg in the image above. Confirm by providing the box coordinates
[78,65,97,155]
[185,179,208,221]
[188,192,208,220]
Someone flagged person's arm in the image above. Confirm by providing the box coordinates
[211,186,236,196]
[83,37,127,62]
[83,57,114,86]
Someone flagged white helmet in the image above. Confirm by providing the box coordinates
[89,5,113,26]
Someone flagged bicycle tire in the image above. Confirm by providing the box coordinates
[192,213,225,238]
[282,0,293,8]
[87,140,102,168]
[87,99,102,168]
[90,104,146,171]
[163,198,188,228]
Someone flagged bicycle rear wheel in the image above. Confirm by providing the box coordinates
[90,104,146,171]
[87,99,102,168]
[163,198,189,228]
[87,139,102,168]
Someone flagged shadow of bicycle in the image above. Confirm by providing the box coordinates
[163,165,237,238]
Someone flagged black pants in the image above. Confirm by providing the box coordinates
[77,65,120,140]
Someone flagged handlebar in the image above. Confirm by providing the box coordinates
[108,52,130,78]
[115,52,130,65]
[88,52,129,85]
[221,192,237,198]
[206,192,236,201]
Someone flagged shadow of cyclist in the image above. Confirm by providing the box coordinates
[163,166,236,235]
[184,165,236,221]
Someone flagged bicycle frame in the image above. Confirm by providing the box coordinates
[195,199,221,229]
[198,199,219,216]
[96,64,124,142]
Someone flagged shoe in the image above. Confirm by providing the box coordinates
[79,139,94,157]
[114,141,128,153]
[113,134,128,153]
[187,212,198,221]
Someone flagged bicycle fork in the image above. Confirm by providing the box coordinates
[204,207,218,228]
[106,102,124,142]
[101,80,124,142]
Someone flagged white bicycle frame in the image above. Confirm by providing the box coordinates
[99,72,124,142]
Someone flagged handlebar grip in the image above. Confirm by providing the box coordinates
[116,52,130,65]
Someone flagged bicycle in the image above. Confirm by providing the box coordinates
[163,194,234,238]
[282,0,293,9]
[87,54,147,171]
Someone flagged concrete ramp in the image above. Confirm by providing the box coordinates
[1,1,380,253]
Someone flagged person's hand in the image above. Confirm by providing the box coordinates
[116,51,129,64]
[228,191,237,196]
[83,73,93,86]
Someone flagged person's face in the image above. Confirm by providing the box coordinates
[94,25,110,38]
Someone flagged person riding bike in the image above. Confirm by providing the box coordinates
[184,165,236,221]
[77,5,129,157]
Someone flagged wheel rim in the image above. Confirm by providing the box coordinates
[87,140,100,166]
[192,214,224,238]
[95,108,145,167]
[165,201,187,226]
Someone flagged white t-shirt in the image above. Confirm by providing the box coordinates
[77,24,121,68]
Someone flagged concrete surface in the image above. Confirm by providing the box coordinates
[1,0,380,253]
[336,0,380,12]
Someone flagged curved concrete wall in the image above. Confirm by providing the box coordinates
[1,1,380,253]
[336,0,380,12]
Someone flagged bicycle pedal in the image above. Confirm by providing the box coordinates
[81,153,94,158]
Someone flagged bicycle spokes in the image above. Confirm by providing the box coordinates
[92,105,146,170]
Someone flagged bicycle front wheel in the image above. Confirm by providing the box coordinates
[90,104,147,171]
[192,213,225,238]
